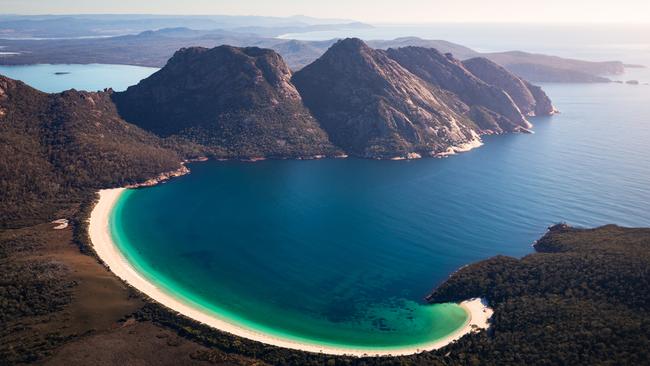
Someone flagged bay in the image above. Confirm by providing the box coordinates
[111,78,650,349]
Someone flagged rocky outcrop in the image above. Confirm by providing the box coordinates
[113,46,338,159]
[125,164,190,189]
[385,47,531,133]
[462,57,556,116]
[292,38,480,158]
[524,81,557,116]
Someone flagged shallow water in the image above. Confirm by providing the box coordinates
[111,79,650,350]
[0,63,158,93]
[4,30,649,349]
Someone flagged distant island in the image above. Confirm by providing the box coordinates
[0,26,632,83]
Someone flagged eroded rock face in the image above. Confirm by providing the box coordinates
[113,46,337,158]
[462,57,556,116]
[292,38,479,158]
[385,47,531,133]
[523,81,558,116]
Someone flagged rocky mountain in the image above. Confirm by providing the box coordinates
[113,45,338,158]
[1,40,558,219]
[0,75,191,227]
[1,40,557,181]
[385,46,532,133]
[462,57,556,116]
[292,38,554,158]
[292,38,482,158]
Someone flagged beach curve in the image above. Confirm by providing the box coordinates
[89,188,494,357]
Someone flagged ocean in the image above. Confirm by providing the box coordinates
[5,23,650,351]
[110,77,650,349]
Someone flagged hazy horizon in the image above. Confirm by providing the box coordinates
[2,0,650,24]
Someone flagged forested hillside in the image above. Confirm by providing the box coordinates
[0,76,201,228]
[106,224,648,365]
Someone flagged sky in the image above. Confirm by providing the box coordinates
[2,0,650,24]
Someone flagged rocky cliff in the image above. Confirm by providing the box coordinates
[292,38,481,158]
[385,47,531,133]
[113,45,338,158]
[462,57,556,116]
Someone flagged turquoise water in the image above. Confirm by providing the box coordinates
[3,29,649,349]
[110,80,650,350]
[0,63,158,93]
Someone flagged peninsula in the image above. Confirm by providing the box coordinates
[1,31,648,366]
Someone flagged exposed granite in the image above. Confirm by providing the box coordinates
[292,38,481,159]
[113,45,339,159]
[385,47,530,133]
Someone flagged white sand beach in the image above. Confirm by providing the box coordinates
[89,188,493,357]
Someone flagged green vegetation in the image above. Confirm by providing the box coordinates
[1,47,648,364]
[426,224,650,365]
[128,224,650,365]
[0,76,203,228]
[0,229,75,364]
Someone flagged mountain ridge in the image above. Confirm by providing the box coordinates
[292,38,482,158]
[2,38,556,170]
[384,46,532,134]
[112,45,339,159]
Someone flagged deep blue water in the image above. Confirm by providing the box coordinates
[111,79,650,348]
[3,26,649,349]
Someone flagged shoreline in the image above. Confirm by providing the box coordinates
[89,188,493,357]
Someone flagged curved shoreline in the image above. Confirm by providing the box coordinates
[89,188,493,357]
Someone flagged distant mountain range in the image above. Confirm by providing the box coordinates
[0,25,627,83]
[0,14,368,38]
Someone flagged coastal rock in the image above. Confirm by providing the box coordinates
[462,57,556,116]
[385,47,531,132]
[51,218,69,230]
[292,38,480,158]
[113,45,338,159]
[125,164,191,188]
[524,81,558,115]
